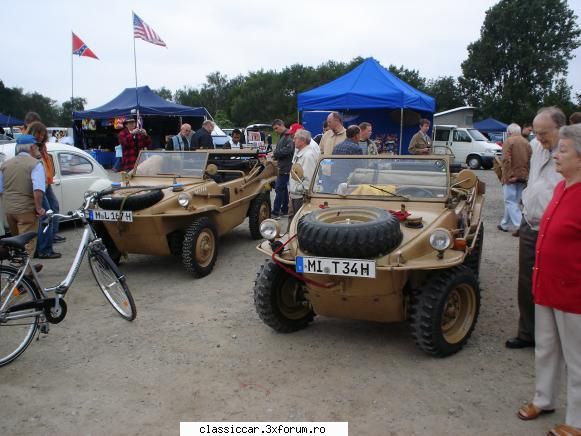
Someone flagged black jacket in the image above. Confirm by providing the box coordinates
[273,131,294,174]
[191,128,215,150]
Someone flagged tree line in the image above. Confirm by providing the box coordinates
[1,0,579,128]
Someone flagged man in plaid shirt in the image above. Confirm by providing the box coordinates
[118,118,152,171]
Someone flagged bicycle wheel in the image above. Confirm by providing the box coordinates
[88,250,136,321]
[0,266,41,366]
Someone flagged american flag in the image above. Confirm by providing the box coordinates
[133,12,166,47]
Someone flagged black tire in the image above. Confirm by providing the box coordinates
[248,193,271,240]
[182,217,218,277]
[91,221,122,265]
[466,155,482,170]
[97,189,163,211]
[482,161,493,170]
[0,266,41,366]
[409,266,480,357]
[254,260,314,333]
[297,206,403,259]
[464,225,484,277]
[88,250,136,321]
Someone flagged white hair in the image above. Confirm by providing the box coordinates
[294,129,311,143]
[15,143,34,154]
[507,123,521,136]
[559,124,581,155]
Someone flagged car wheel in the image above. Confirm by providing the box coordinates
[466,155,482,170]
[248,193,271,240]
[254,260,314,333]
[297,206,403,259]
[181,217,218,277]
[409,266,480,357]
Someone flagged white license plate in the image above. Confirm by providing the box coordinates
[88,210,133,222]
[296,256,376,278]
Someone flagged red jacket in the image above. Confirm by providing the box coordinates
[533,181,581,314]
[118,128,151,171]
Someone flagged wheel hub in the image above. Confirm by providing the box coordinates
[441,284,476,344]
[195,230,215,267]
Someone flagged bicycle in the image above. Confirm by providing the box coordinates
[0,192,136,366]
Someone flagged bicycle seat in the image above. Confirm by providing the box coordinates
[0,231,37,250]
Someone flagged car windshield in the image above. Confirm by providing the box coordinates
[134,151,209,177]
[312,157,449,200]
[467,129,488,141]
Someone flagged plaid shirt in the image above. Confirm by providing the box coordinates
[332,139,363,155]
[118,128,152,171]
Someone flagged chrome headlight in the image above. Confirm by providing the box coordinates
[429,229,452,251]
[178,192,191,207]
[260,219,280,240]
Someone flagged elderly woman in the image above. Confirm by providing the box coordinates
[517,124,581,436]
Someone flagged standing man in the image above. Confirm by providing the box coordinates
[505,107,565,349]
[522,122,533,139]
[168,123,194,151]
[271,119,294,218]
[223,129,243,149]
[319,112,347,155]
[333,125,363,155]
[498,123,532,234]
[358,122,379,155]
[22,112,41,133]
[408,119,432,155]
[191,120,215,150]
[289,129,319,221]
[0,135,46,255]
[118,117,151,172]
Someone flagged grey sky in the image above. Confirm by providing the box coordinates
[2,0,580,109]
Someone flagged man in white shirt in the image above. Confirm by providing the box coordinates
[289,129,319,220]
[224,129,243,149]
[506,107,565,349]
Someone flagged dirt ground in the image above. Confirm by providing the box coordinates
[1,170,567,436]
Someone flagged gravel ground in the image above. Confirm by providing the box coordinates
[1,170,566,436]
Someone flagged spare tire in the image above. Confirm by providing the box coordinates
[97,189,164,211]
[297,206,403,259]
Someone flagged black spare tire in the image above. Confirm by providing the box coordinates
[97,188,164,211]
[297,206,403,259]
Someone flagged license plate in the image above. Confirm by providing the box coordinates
[88,210,133,222]
[296,256,376,278]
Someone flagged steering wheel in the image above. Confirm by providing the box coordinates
[395,186,435,198]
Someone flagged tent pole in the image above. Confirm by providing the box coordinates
[399,108,404,154]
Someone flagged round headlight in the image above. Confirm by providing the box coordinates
[429,229,452,251]
[259,219,280,240]
[178,192,191,207]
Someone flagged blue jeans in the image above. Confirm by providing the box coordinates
[273,174,289,215]
[36,185,60,255]
[500,182,525,230]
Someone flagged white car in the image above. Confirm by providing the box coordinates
[0,142,110,232]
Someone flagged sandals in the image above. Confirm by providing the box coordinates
[547,425,581,436]
[517,403,555,420]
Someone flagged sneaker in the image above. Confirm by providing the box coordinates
[271,212,281,218]
[53,235,66,243]
[36,252,62,259]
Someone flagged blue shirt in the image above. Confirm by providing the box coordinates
[0,152,46,193]
[332,139,364,156]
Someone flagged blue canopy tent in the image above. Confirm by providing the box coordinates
[0,113,24,128]
[297,58,436,154]
[72,86,211,152]
[473,118,508,133]
[73,85,209,119]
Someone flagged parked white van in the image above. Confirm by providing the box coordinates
[432,125,502,169]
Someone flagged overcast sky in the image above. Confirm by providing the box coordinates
[2,0,580,109]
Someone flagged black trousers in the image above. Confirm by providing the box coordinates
[517,220,538,342]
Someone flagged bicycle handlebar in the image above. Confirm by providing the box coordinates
[42,193,96,229]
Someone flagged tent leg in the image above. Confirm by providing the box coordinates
[399,108,403,154]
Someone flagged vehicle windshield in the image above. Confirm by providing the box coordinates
[312,158,449,200]
[467,129,488,141]
[134,151,209,177]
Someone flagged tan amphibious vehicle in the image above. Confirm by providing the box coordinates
[89,149,276,277]
[253,155,485,357]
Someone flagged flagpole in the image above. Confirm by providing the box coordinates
[132,15,140,119]
[71,31,75,106]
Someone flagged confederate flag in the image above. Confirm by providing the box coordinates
[72,32,98,59]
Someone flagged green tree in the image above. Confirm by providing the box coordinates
[426,76,466,112]
[56,97,86,126]
[388,65,427,92]
[154,87,173,101]
[460,0,581,123]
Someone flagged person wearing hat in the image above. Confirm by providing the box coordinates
[118,117,151,172]
[0,134,46,255]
